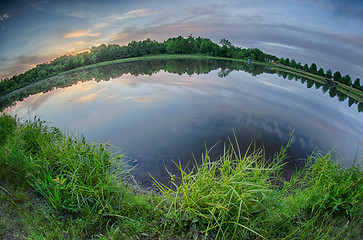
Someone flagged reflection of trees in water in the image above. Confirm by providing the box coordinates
[83,59,273,80]
[0,59,273,111]
[218,69,233,78]
[329,88,337,98]
[358,102,363,112]
[276,71,362,112]
[1,59,361,112]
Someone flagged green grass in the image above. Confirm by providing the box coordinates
[273,63,363,102]
[0,114,362,239]
[0,114,162,239]
[151,136,362,239]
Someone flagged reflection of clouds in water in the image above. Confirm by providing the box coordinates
[165,81,192,86]
[110,71,231,92]
[77,88,106,103]
[77,93,99,103]
[60,80,102,98]
[257,79,296,92]
[82,86,93,92]
[22,92,50,112]
[188,110,315,153]
[6,91,54,116]
[259,120,289,140]
[244,116,315,151]
[124,95,161,103]
[111,75,137,87]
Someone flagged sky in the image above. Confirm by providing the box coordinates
[1,0,363,80]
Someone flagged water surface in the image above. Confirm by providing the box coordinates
[3,60,363,186]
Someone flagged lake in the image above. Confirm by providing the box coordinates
[2,59,363,187]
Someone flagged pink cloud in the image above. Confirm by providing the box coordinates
[64,29,91,38]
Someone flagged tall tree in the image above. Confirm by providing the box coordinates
[352,78,362,90]
[309,63,317,74]
[333,71,342,82]
[220,38,232,48]
[317,68,325,76]
[329,87,337,97]
[290,59,297,68]
[284,58,290,66]
[326,69,332,79]
[200,39,214,55]
[348,97,356,107]
[37,70,47,79]
[358,102,363,112]
[341,74,352,86]
[303,64,309,72]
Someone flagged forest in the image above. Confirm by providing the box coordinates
[0,36,362,97]
[0,36,269,95]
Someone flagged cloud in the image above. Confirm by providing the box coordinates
[257,79,296,92]
[117,8,156,20]
[88,32,102,37]
[329,33,363,49]
[108,22,213,45]
[106,14,363,79]
[30,1,99,19]
[64,29,91,38]
[0,13,10,21]
[262,42,299,50]
[320,0,363,19]
[0,55,57,79]
[64,29,102,38]
[94,22,107,29]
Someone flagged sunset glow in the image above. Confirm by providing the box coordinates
[1,0,362,80]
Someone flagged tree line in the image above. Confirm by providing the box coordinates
[278,57,363,91]
[0,35,362,96]
[0,36,274,95]
[0,59,275,111]
[275,69,363,112]
[2,57,361,113]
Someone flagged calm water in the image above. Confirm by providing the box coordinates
[3,60,363,186]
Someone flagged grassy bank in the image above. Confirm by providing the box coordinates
[1,114,362,239]
[272,63,363,102]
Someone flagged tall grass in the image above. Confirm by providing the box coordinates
[152,136,362,239]
[0,114,159,239]
[1,114,362,239]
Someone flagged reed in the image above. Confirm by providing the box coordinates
[151,135,362,239]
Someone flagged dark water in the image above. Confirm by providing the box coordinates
[3,59,363,187]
